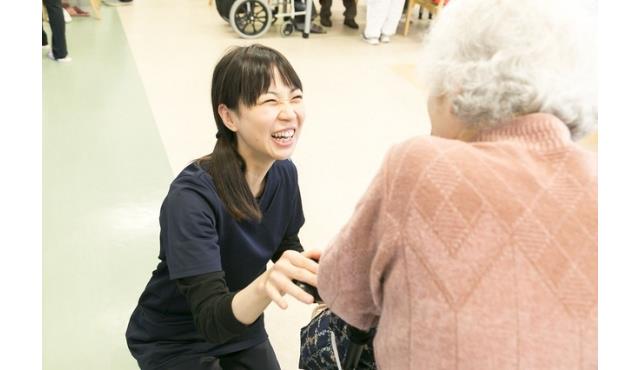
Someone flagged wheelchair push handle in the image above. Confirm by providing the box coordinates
[293,280,323,303]
[343,326,376,369]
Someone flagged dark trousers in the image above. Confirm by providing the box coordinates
[161,340,281,370]
[42,0,68,59]
[293,0,319,25]
[319,0,357,20]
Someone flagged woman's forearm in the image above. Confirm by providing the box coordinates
[232,249,321,324]
[231,271,272,325]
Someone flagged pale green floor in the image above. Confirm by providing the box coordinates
[43,8,172,369]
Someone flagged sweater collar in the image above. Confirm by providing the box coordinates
[473,113,573,151]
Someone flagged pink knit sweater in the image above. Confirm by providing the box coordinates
[317,113,597,369]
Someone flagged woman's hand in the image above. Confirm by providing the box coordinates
[260,249,322,309]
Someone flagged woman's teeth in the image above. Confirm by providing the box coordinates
[272,129,295,140]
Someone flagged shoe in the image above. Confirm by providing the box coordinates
[380,34,391,43]
[344,18,359,29]
[62,8,72,23]
[294,22,327,34]
[63,4,78,16]
[72,6,90,16]
[320,17,332,27]
[362,33,380,45]
[48,50,72,63]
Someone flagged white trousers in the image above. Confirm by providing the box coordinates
[364,0,406,38]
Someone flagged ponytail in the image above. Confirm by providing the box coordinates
[198,131,262,222]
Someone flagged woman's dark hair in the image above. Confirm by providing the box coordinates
[197,44,303,222]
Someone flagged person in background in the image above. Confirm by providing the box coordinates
[293,0,327,34]
[319,0,359,29]
[126,44,321,370]
[362,0,404,44]
[43,0,72,62]
[318,0,597,368]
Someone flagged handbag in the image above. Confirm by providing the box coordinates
[299,307,377,370]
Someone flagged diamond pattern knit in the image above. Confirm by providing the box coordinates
[317,113,597,370]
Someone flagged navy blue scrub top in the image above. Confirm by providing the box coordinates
[131,159,305,362]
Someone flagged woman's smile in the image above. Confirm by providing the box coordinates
[271,128,296,147]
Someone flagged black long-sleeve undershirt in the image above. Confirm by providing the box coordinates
[176,234,305,345]
[270,234,305,263]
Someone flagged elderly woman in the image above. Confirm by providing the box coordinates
[316,0,597,368]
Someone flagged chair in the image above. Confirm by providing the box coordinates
[403,0,446,36]
[89,0,101,19]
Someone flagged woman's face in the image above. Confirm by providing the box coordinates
[222,71,305,167]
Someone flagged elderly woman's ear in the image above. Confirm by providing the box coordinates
[427,94,477,141]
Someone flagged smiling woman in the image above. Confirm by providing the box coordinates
[125,44,321,370]
[216,69,305,202]
[205,45,305,222]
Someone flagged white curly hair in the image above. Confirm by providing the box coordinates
[419,0,597,139]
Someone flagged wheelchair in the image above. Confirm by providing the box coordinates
[215,0,314,39]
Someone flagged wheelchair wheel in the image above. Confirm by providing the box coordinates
[229,0,272,39]
[215,0,235,22]
[280,21,294,37]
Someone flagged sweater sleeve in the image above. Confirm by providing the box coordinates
[176,271,252,345]
[317,147,399,331]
